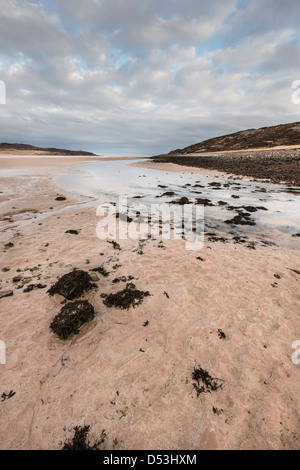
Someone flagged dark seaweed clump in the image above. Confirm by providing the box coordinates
[4,242,14,248]
[50,300,95,339]
[65,229,80,235]
[192,366,224,397]
[112,275,134,284]
[62,426,106,450]
[217,329,226,340]
[195,197,214,207]
[171,197,191,205]
[225,212,256,226]
[91,266,110,277]
[108,240,121,250]
[102,283,150,310]
[47,270,95,300]
[1,390,16,402]
[23,283,47,293]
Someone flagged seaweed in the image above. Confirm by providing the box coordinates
[207,233,227,243]
[116,212,133,223]
[47,270,95,300]
[212,407,223,416]
[1,390,15,401]
[4,242,14,249]
[171,197,192,205]
[65,230,80,235]
[55,196,66,201]
[232,235,247,244]
[289,268,300,275]
[62,426,106,450]
[217,329,226,340]
[112,275,134,284]
[91,266,110,277]
[50,300,95,339]
[23,283,47,293]
[225,212,256,226]
[195,198,214,207]
[192,366,224,397]
[102,283,151,310]
[108,240,121,250]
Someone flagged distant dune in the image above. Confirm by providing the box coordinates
[0,143,96,156]
[168,122,300,155]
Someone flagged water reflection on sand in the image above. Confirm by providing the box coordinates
[54,158,300,249]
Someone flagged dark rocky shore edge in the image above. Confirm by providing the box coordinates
[151,149,300,187]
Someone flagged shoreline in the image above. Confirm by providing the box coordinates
[149,149,300,186]
[0,156,300,450]
[130,159,241,179]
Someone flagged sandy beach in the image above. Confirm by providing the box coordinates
[0,156,300,450]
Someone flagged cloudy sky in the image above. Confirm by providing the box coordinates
[0,0,300,155]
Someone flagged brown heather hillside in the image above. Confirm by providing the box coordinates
[151,122,300,186]
[169,122,300,155]
[0,143,96,156]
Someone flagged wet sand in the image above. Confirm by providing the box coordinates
[0,156,300,450]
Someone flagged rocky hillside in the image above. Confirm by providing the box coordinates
[0,143,96,156]
[170,122,300,154]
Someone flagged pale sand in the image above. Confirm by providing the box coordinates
[131,160,230,177]
[0,156,300,450]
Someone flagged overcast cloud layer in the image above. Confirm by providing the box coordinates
[0,0,300,155]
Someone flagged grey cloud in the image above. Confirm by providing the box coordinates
[0,0,299,155]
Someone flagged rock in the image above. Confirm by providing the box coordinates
[89,272,99,281]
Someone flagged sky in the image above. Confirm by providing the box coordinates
[0,0,300,156]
